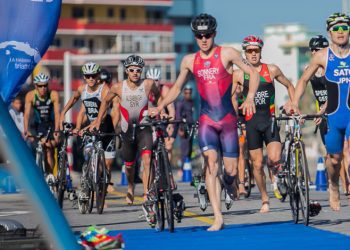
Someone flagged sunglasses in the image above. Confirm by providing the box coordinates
[84,73,99,79]
[195,33,214,39]
[330,25,350,32]
[245,48,261,54]
[128,68,142,73]
[310,48,320,52]
[37,84,48,88]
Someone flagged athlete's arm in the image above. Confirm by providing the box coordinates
[229,48,259,115]
[75,103,86,132]
[23,91,33,137]
[148,79,161,105]
[294,49,325,109]
[111,95,120,130]
[231,70,242,114]
[270,65,295,102]
[161,85,175,120]
[51,90,60,132]
[91,83,119,130]
[154,54,192,114]
[60,86,82,129]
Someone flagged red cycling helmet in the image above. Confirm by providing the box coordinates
[242,35,264,50]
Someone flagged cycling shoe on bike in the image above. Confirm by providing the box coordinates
[45,174,56,186]
[270,163,284,176]
[197,182,208,211]
[309,200,322,217]
[142,200,156,228]
[78,190,90,201]
[224,190,233,210]
[173,193,185,223]
[223,174,238,201]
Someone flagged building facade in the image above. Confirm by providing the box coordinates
[42,0,176,90]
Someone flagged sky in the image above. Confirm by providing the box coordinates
[203,0,344,44]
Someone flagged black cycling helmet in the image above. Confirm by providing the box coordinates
[123,54,145,68]
[191,13,217,34]
[100,69,112,84]
[309,35,329,51]
[326,12,350,30]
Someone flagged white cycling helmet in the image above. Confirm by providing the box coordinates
[33,73,50,84]
[146,68,161,81]
[81,62,101,75]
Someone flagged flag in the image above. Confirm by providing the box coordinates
[0,0,62,103]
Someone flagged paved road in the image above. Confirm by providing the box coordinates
[1,171,350,238]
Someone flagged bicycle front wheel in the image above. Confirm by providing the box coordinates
[95,152,107,214]
[57,152,68,208]
[287,148,299,224]
[161,149,174,233]
[296,142,310,226]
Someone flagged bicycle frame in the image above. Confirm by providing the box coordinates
[35,140,45,175]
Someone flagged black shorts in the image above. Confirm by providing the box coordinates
[100,115,116,159]
[121,126,153,165]
[246,116,280,150]
[35,122,54,140]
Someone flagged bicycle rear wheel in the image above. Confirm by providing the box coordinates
[95,152,107,214]
[296,142,310,226]
[244,159,252,198]
[161,149,174,233]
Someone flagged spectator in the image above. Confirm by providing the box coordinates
[9,96,24,137]
[176,85,195,165]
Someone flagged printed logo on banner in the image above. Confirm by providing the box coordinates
[0,41,41,71]
[0,0,62,103]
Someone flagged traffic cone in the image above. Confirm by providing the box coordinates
[315,157,327,191]
[120,164,128,186]
[182,157,192,182]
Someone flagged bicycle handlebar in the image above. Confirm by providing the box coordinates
[131,117,187,141]
[27,127,52,143]
[271,113,326,135]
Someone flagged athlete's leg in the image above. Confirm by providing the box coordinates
[325,121,344,211]
[344,127,350,195]
[340,158,347,194]
[326,153,342,211]
[250,148,269,212]
[198,117,223,231]
[121,132,137,204]
[165,137,175,161]
[44,139,55,173]
[266,141,282,199]
[141,151,151,201]
[124,161,135,204]
[238,132,247,195]
[203,149,223,231]
[138,127,153,201]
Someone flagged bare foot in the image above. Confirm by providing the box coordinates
[126,192,134,205]
[260,201,270,213]
[207,217,224,231]
[329,183,341,211]
[238,183,247,197]
[107,185,115,193]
